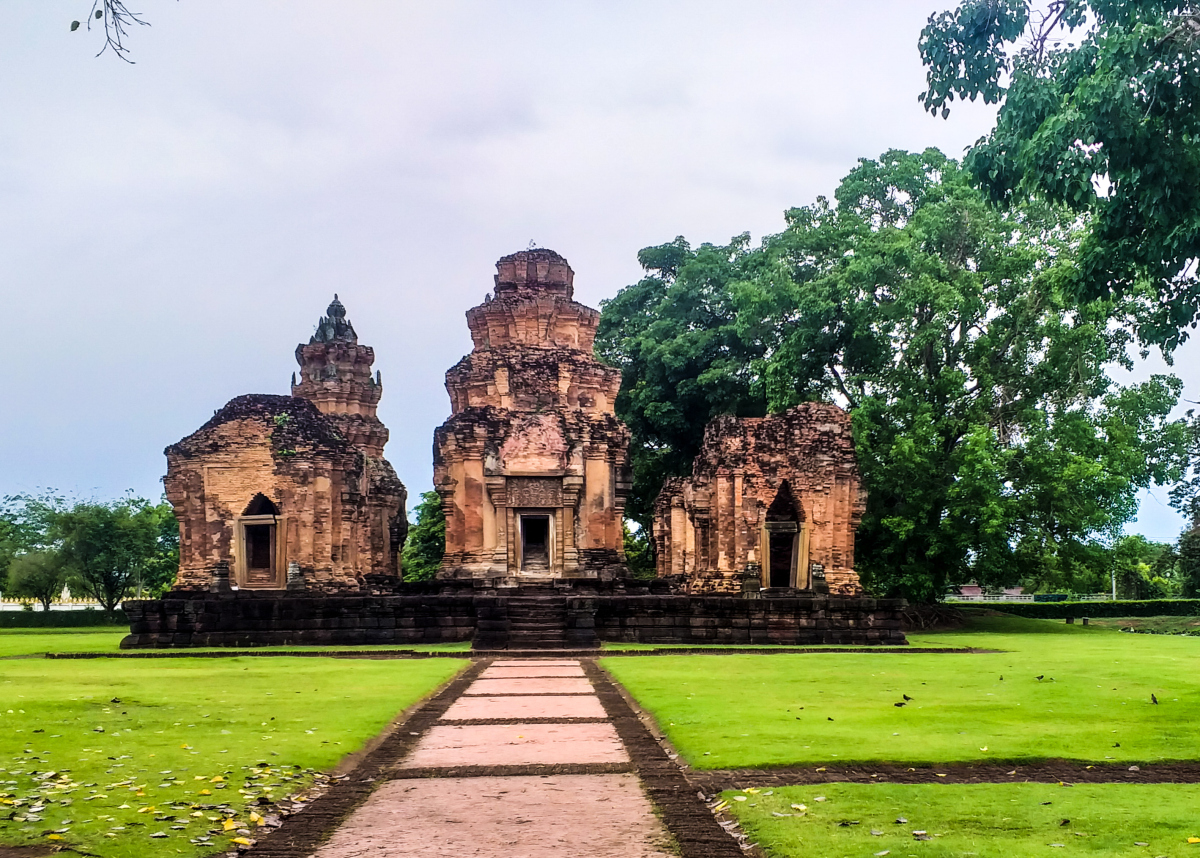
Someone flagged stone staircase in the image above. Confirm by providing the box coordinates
[506,588,570,649]
[471,585,600,650]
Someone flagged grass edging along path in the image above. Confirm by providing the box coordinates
[244,659,489,858]
[0,655,466,858]
[603,615,1200,771]
[580,659,745,858]
[723,783,1200,858]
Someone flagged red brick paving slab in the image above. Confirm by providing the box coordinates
[309,774,674,857]
[463,677,594,695]
[400,722,628,768]
[479,664,585,679]
[441,694,608,721]
[491,659,582,666]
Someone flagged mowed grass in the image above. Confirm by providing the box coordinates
[726,782,1200,858]
[0,628,128,657]
[0,655,464,857]
[0,628,470,658]
[602,615,1200,769]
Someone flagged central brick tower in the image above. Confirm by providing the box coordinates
[434,249,631,582]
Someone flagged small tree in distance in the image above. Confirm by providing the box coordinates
[7,551,70,611]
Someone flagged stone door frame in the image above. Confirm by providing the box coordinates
[233,513,287,589]
[515,508,557,576]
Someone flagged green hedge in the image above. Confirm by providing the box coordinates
[977,600,1200,619]
[0,609,127,628]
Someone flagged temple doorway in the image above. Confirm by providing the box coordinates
[238,494,282,588]
[520,514,551,573]
[763,482,806,589]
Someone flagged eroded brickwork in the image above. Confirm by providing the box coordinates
[653,403,865,595]
[164,299,406,591]
[434,249,631,581]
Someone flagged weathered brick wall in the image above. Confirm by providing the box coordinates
[655,403,866,595]
[165,395,405,590]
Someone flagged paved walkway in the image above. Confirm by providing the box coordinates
[308,659,676,857]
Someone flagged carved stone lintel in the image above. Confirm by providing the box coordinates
[507,477,562,508]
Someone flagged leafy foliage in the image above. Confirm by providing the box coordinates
[6,551,71,611]
[401,491,446,582]
[2,493,178,613]
[599,149,1189,602]
[920,0,1200,346]
[54,497,173,613]
[623,522,655,579]
[1179,526,1200,596]
[595,237,769,526]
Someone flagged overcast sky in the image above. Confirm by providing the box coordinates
[1,1,1194,542]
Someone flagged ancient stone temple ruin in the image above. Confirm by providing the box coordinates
[162,297,407,591]
[124,261,905,650]
[653,403,865,595]
[433,249,631,582]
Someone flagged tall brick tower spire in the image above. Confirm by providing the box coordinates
[433,249,631,581]
[292,295,388,456]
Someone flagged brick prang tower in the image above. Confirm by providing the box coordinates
[292,295,388,457]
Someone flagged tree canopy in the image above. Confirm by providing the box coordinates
[598,149,1190,602]
[919,0,1200,347]
[401,491,446,583]
[1,493,177,612]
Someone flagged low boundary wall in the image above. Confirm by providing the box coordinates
[121,589,907,648]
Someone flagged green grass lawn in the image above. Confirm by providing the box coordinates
[1080,615,1200,635]
[0,628,470,658]
[725,782,1200,858]
[602,615,1200,769]
[601,642,938,651]
[0,654,464,857]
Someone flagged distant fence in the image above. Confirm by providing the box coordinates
[0,596,106,612]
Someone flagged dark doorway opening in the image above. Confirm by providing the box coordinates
[244,523,276,582]
[521,515,550,571]
[769,533,795,588]
[765,481,803,589]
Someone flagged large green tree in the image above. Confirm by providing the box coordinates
[919,0,1200,346]
[599,149,1190,602]
[596,237,769,526]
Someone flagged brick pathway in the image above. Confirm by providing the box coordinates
[308,659,676,857]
